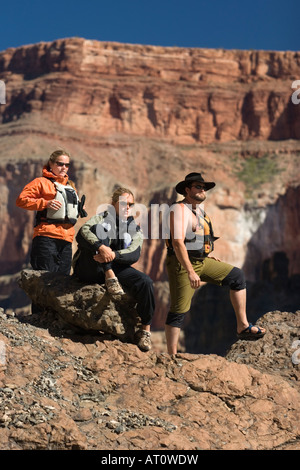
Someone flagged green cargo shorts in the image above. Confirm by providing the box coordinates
[166,254,234,314]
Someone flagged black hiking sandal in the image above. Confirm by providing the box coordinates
[237,323,266,340]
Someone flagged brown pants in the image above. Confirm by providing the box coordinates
[166,255,234,314]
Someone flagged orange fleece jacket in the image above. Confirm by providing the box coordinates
[16,167,75,242]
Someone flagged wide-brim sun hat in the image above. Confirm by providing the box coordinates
[175,172,215,195]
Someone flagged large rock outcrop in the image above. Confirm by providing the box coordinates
[226,310,300,384]
[18,269,140,342]
[0,306,299,450]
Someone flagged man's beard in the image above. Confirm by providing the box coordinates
[190,193,206,203]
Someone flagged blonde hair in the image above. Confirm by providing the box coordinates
[47,149,75,188]
[47,149,71,168]
[111,187,134,205]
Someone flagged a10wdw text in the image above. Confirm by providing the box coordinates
[100,453,198,466]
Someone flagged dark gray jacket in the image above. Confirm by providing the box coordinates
[73,210,143,282]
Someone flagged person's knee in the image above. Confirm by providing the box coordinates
[165,312,186,328]
[223,267,246,291]
[138,273,154,290]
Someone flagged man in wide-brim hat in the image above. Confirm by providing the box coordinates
[164,172,266,356]
[175,172,216,194]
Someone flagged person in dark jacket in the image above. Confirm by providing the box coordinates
[73,187,154,351]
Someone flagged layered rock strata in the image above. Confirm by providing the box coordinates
[1,38,300,143]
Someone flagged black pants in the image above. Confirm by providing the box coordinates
[30,236,72,314]
[30,236,72,274]
[75,258,155,326]
[111,264,155,326]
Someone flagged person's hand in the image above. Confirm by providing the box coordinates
[188,270,201,289]
[93,245,116,263]
[208,256,221,262]
[46,199,62,211]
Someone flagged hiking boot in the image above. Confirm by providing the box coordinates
[105,277,125,295]
[135,330,152,352]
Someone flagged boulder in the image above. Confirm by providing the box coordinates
[18,269,140,342]
[226,310,300,384]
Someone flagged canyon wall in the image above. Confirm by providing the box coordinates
[1,38,300,143]
[0,38,299,330]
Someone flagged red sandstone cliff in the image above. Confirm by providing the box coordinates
[1,38,300,143]
[0,38,299,323]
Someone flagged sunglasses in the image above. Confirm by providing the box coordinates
[55,161,70,168]
[119,202,135,207]
[191,184,206,190]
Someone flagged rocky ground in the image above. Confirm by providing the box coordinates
[0,306,299,450]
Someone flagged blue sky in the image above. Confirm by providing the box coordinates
[0,0,299,52]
